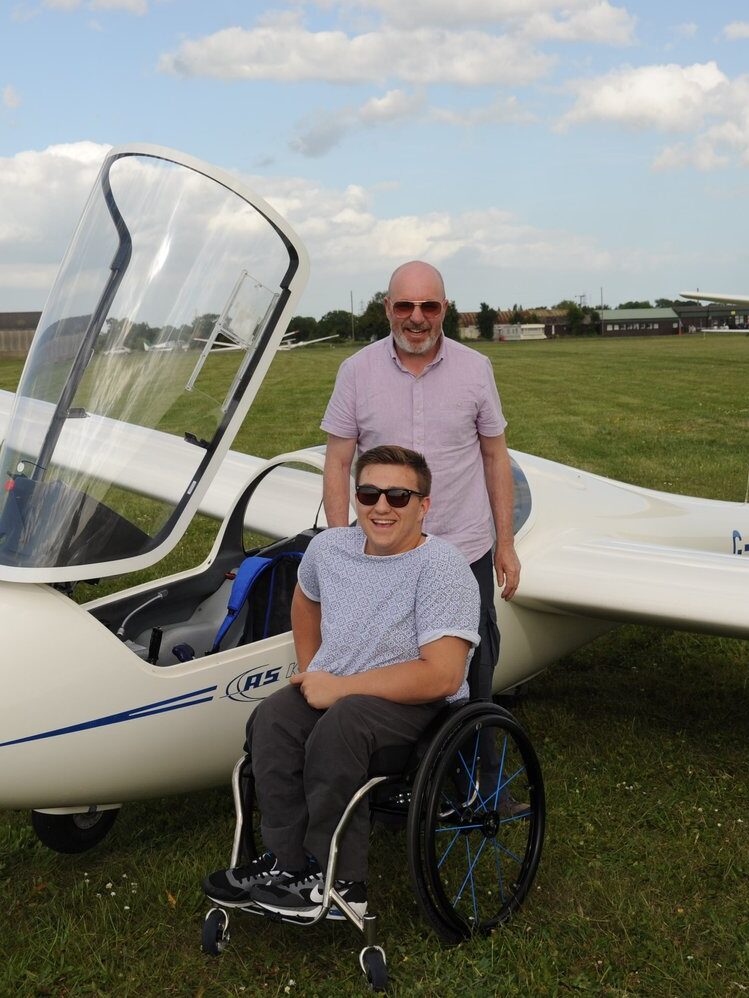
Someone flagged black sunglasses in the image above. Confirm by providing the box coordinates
[355,485,427,508]
[391,299,443,318]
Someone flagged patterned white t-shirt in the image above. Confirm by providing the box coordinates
[297,526,481,702]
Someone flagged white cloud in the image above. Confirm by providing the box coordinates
[159,17,552,86]
[724,21,749,40]
[291,88,533,157]
[558,62,728,132]
[358,88,424,124]
[90,0,148,13]
[516,2,635,45]
[652,140,729,173]
[0,140,618,313]
[0,143,109,306]
[42,0,148,11]
[320,0,635,42]
[255,173,611,277]
[558,62,749,172]
[2,86,22,109]
[291,89,426,156]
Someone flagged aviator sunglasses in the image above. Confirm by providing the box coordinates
[390,299,443,318]
[355,485,427,508]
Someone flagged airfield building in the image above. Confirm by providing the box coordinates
[0,312,41,356]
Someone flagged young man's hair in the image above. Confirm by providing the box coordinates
[354,445,432,495]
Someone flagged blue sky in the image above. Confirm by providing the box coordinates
[2,0,749,317]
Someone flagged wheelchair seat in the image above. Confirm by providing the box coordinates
[366,699,468,779]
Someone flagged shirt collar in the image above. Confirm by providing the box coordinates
[387,333,446,374]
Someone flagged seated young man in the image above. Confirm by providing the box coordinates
[204,444,480,921]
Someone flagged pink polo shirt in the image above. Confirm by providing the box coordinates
[321,335,506,564]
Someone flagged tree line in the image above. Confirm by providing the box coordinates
[289,291,461,343]
[290,294,684,343]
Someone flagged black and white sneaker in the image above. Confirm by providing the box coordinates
[250,860,325,922]
[325,880,368,921]
[203,851,281,906]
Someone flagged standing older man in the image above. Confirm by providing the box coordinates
[322,260,519,701]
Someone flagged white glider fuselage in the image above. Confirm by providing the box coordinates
[1,430,746,810]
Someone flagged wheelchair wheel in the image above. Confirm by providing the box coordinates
[406,703,544,944]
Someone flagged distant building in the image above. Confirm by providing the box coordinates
[528,308,568,338]
[599,308,679,337]
[497,308,567,338]
[458,311,480,340]
[496,324,546,341]
[673,301,749,331]
[0,312,41,356]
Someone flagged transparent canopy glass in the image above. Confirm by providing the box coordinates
[0,148,304,578]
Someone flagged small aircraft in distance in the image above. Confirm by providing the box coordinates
[0,144,746,855]
[278,332,340,350]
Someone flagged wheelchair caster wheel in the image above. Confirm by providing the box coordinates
[360,947,388,992]
[201,907,229,956]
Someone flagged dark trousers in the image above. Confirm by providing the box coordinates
[249,685,444,882]
[469,548,500,699]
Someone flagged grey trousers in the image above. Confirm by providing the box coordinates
[249,685,444,882]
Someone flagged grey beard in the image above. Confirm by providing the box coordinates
[392,328,441,356]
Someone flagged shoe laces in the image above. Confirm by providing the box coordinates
[280,863,320,888]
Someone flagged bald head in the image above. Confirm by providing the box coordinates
[385,260,447,360]
[388,261,446,300]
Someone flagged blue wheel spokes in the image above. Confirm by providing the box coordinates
[451,834,488,913]
[456,733,481,805]
[489,733,509,809]
[437,828,464,867]
[493,836,507,901]
[436,823,483,836]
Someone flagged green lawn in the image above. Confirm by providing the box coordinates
[1,335,747,996]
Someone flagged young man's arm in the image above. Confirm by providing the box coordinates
[322,434,357,527]
[479,431,520,601]
[290,635,470,709]
[291,585,322,673]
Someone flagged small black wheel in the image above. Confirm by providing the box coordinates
[201,907,229,956]
[31,808,119,854]
[360,948,388,992]
[407,703,545,944]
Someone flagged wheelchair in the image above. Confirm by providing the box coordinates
[201,694,545,992]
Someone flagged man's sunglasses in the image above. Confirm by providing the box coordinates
[355,485,427,508]
[390,299,443,318]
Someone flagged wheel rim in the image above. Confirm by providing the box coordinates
[71,812,108,831]
[422,712,544,936]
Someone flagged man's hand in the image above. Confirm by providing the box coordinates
[495,542,520,601]
[290,670,347,709]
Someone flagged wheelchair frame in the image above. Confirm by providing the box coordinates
[202,699,545,992]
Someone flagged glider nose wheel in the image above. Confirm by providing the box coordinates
[31,807,119,854]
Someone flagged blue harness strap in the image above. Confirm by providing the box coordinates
[211,555,272,653]
[210,551,304,653]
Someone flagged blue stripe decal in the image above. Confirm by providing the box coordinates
[0,686,218,748]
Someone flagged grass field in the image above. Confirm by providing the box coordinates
[1,334,747,996]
